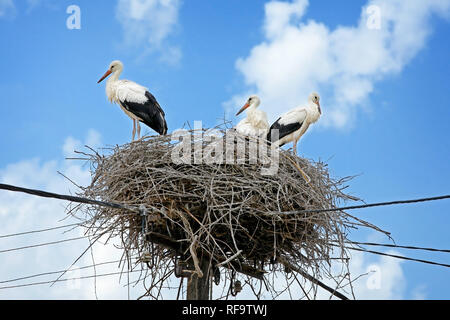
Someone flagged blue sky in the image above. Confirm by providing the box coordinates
[0,0,449,299]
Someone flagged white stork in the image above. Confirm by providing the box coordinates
[235,95,269,138]
[266,92,321,154]
[97,60,168,140]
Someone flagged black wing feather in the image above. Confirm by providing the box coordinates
[266,117,303,144]
[120,91,168,135]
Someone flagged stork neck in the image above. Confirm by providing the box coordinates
[105,70,121,102]
[107,70,121,84]
[247,101,259,113]
[308,102,321,120]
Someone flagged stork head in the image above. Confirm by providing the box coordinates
[309,92,321,114]
[236,95,261,116]
[97,60,123,83]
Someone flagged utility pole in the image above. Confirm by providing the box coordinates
[186,256,211,300]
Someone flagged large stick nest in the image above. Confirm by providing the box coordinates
[75,127,387,299]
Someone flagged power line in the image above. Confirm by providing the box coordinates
[0,236,87,254]
[345,241,450,253]
[278,194,450,215]
[0,223,83,239]
[345,246,450,268]
[0,270,142,290]
[1,183,450,217]
[2,183,450,272]
[0,260,121,284]
[0,221,142,240]
[278,256,349,300]
[0,183,139,213]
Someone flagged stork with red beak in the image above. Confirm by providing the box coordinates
[97,60,168,140]
[235,95,269,138]
[266,92,321,154]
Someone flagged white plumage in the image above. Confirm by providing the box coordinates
[111,80,149,105]
[267,92,322,154]
[235,95,269,138]
[97,60,167,140]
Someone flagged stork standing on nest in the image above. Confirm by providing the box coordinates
[267,92,321,154]
[97,60,168,140]
[235,95,269,138]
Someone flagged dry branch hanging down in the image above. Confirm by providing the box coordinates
[71,126,389,299]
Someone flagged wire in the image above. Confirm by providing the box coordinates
[0,260,121,284]
[0,270,142,290]
[0,236,87,254]
[2,183,449,217]
[1,183,450,276]
[0,183,139,213]
[345,246,450,268]
[345,241,450,253]
[0,223,83,239]
[277,256,349,300]
[278,194,450,215]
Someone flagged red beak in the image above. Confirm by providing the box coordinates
[97,69,112,83]
[236,102,250,116]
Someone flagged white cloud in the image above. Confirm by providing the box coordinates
[62,137,82,159]
[344,250,406,299]
[264,0,308,39]
[0,130,149,299]
[210,248,406,300]
[116,0,182,64]
[0,0,15,18]
[227,0,450,129]
[412,284,427,300]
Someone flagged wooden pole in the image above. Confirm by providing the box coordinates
[186,256,211,300]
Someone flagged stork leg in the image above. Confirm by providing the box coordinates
[132,119,136,141]
[293,133,303,155]
[137,121,141,140]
